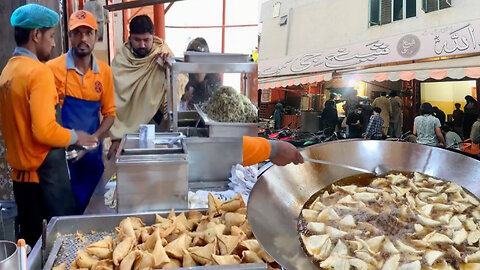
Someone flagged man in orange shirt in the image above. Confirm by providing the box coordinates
[47,10,116,214]
[243,137,304,166]
[0,4,97,245]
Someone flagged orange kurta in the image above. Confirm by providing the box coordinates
[0,55,72,183]
[243,136,271,166]
[46,51,116,117]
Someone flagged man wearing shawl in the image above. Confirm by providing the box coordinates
[108,15,187,159]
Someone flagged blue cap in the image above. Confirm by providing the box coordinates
[11,4,59,29]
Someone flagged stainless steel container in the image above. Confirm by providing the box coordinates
[195,104,258,138]
[248,140,480,270]
[0,240,18,270]
[116,133,189,213]
[185,137,242,191]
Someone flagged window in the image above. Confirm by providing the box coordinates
[370,0,416,26]
[423,0,452,13]
[369,0,380,26]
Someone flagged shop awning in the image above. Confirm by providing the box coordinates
[341,55,480,82]
[258,72,333,90]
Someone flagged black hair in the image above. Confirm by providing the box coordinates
[455,103,461,108]
[389,91,398,98]
[373,107,382,113]
[356,104,363,109]
[465,95,477,104]
[441,124,453,133]
[14,26,50,46]
[420,103,434,115]
[329,93,336,99]
[129,15,154,35]
[325,100,335,108]
[380,92,387,96]
[187,37,210,52]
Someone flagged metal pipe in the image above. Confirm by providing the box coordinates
[104,0,184,11]
[165,2,174,13]
[129,7,145,21]
[153,4,166,39]
[221,0,226,53]
[477,79,480,106]
[63,0,70,52]
[122,0,129,42]
[165,24,258,29]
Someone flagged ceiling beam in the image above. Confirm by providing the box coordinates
[104,0,183,12]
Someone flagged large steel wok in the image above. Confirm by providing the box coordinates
[247,140,480,270]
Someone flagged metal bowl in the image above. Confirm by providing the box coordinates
[247,140,480,270]
[0,240,18,270]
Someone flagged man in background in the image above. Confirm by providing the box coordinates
[108,15,187,159]
[433,106,446,126]
[346,105,363,138]
[452,103,464,137]
[389,91,403,138]
[372,92,391,136]
[364,107,384,140]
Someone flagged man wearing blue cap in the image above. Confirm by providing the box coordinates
[0,4,97,245]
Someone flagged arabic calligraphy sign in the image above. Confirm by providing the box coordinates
[259,19,480,78]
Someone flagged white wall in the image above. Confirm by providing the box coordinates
[259,0,480,60]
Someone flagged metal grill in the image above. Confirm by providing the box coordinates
[46,231,115,270]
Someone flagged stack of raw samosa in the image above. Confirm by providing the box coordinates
[52,193,279,270]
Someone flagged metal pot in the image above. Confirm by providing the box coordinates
[247,140,480,270]
[0,240,18,270]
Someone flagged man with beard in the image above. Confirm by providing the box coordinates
[107,15,187,159]
[47,10,116,214]
[0,4,97,244]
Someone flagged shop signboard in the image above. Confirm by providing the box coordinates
[259,19,480,78]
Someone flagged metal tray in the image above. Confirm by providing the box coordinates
[184,51,251,64]
[120,133,184,155]
[194,104,258,137]
[29,211,267,270]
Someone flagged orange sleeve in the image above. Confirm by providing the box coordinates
[45,58,66,104]
[29,67,71,147]
[100,65,116,117]
[243,136,271,167]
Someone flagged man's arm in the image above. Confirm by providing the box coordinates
[243,137,271,166]
[29,69,72,147]
[471,124,480,144]
[96,67,116,140]
[243,136,303,167]
[435,127,446,147]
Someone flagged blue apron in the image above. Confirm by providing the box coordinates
[62,95,104,214]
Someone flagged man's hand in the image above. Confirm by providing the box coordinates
[156,52,171,68]
[107,140,121,160]
[75,131,98,147]
[270,141,304,166]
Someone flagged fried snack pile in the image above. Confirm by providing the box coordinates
[203,86,258,123]
[52,193,277,270]
[299,173,480,270]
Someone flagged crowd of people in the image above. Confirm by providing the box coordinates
[319,90,480,150]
